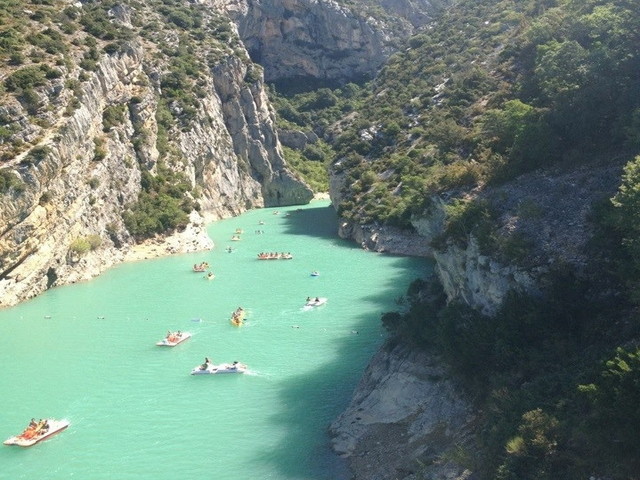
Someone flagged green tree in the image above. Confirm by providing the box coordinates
[497,409,560,480]
[578,347,640,476]
[610,156,640,296]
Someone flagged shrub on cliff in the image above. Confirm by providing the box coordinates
[0,170,24,194]
[577,347,640,477]
[123,165,193,240]
[609,155,640,299]
[4,66,47,92]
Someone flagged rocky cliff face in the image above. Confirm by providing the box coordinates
[330,340,474,480]
[218,0,444,86]
[0,11,312,307]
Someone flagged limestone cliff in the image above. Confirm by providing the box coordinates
[0,3,312,308]
[330,340,474,480]
[217,0,445,86]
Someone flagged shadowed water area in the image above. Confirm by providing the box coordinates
[0,200,431,479]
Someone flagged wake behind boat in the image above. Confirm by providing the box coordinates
[191,359,248,375]
[156,331,191,346]
[4,419,69,447]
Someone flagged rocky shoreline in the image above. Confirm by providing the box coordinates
[122,212,214,263]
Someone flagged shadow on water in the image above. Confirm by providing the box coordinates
[281,203,339,239]
[261,263,425,479]
[259,208,433,479]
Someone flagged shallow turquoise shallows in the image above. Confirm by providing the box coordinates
[0,200,431,480]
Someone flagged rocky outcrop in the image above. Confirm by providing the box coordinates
[331,159,625,314]
[330,340,475,480]
[0,34,311,307]
[218,0,444,86]
[337,219,432,257]
[278,128,319,150]
[211,56,313,208]
[329,154,627,478]
[430,237,538,316]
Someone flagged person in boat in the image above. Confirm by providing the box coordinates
[315,297,320,302]
[306,297,311,302]
[201,357,212,370]
[25,419,47,438]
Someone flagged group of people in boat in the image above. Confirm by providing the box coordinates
[198,358,244,371]
[165,331,184,343]
[193,262,209,272]
[256,252,293,260]
[193,261,215,279]
[230,307,245,326]
[19,419,49,440]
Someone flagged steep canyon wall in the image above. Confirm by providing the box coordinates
[0,34,312,307]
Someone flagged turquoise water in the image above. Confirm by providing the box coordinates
[0,201,431,479]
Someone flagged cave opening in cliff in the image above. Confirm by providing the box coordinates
[46,267,58,289]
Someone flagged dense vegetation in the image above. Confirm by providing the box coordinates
[270,84,369,192]
[122,164,196,238]
[328,0,640,227]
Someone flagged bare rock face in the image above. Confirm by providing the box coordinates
[330,340,475,480]
[211,56,313,207]
[218,0,443,86]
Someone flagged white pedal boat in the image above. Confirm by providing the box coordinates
[156,331,191,346]
[304,297,327,308]
[191,361,248,375]
[4,419,69,447]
